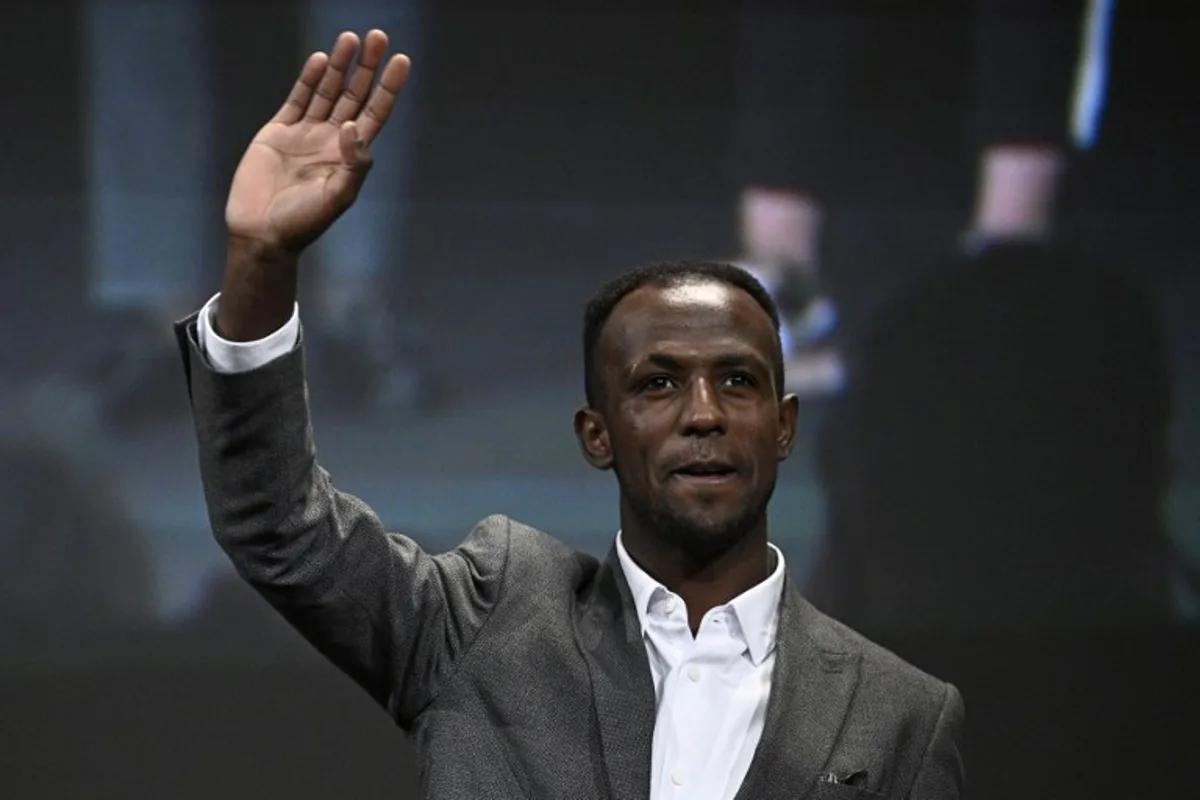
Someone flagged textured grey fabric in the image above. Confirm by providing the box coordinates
[175,313,964,799]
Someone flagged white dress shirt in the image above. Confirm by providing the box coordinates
[196,293,300,374]
[616,534,784,800]
[196,293,787,800]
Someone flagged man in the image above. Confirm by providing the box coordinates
[176,29,964,798]
[731,0,1081,397]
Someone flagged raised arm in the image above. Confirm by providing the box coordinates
[968,0,1088,244]
[731,0,845,272]
[177,30,508,726]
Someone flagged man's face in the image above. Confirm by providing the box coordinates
[581,280,798,554]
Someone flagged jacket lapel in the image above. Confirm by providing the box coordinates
[734,580,862,800]
[574,548,657,800]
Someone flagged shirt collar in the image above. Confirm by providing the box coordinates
[614,531,785,666]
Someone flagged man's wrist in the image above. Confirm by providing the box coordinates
[739,187,823,269]
[971,144,1065,244]
[217,237,301,342]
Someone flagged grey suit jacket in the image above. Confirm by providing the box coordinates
[176,314,964,799]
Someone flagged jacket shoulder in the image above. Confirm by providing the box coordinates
[456,514,598,588]
[804,601,952,709]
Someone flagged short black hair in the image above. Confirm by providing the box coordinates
[582,260,784,408]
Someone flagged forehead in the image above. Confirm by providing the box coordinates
[599,280,777,364]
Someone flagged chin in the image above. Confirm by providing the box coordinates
[659,507,761,553]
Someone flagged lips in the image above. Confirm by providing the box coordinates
[671,459,738,484]
[674,460,736,476]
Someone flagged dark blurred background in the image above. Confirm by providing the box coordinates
[1,0,1198,797]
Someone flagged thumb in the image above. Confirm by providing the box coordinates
[327,121,373,203]
[337,120,372,169]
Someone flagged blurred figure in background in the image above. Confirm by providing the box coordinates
[741,0,1198,630]
[75,0,433,427]
[730,0,1089,398]
[813,242,1177,632]
[76,0,217,427]
[301,0,434,415]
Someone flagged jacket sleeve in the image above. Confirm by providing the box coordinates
[175,313,508,728]
[730,0,847,197]
[972,0,1088,149]
[906,682,966,799]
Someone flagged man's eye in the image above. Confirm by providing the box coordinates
[725,372,755,388]
[642,375,675,391]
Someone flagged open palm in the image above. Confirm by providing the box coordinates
[225,29,410,255]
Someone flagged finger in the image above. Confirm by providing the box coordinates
[271,52,328,125]
[329,29,389,126]
[354,53,411,144]
[304,31,360,122]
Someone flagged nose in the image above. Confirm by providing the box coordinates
[679,378,727,437]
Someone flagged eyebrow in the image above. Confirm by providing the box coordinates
[634,351,770,374]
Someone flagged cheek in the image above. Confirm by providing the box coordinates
[746,424,786,470]
[611,439,670,489]
[607,425,648,468]
[613,406,668,454]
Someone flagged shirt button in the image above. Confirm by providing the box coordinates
[663,598,677,615]
[671,771,687,787]
[687,665,701,682]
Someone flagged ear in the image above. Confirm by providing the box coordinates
[574,407,614,471]
[775,393,800,461]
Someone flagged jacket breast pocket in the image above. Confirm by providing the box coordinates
[810,782,886,799]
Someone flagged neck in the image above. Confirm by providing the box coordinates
[621,523,773,635]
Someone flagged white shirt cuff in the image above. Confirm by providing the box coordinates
[195,292,300,374]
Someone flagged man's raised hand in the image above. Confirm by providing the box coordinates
[224,29,410,257]
[216,30,408,341]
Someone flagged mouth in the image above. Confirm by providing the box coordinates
[671,461,739,485]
